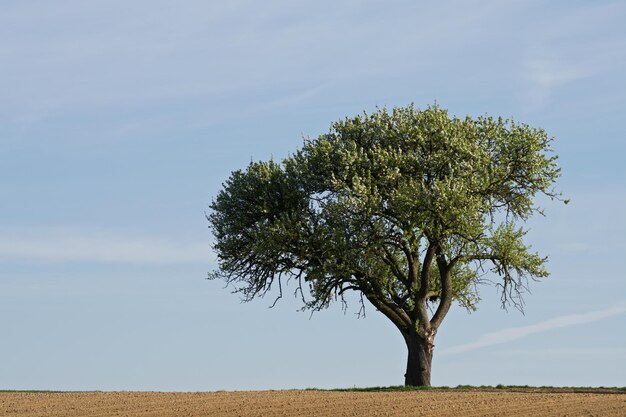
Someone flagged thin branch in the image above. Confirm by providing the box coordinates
[269,272,284,308]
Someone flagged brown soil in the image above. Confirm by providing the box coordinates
[2,389,624,417]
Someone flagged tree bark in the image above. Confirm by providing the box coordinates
[403,329,435,386]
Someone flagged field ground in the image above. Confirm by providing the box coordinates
[2,388,625,417]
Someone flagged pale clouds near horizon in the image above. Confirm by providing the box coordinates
[0,230,212,264]
[440,303,626,356]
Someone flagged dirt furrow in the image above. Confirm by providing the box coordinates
[2,390,625,417]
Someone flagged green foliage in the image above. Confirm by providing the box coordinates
[208,103,563,333]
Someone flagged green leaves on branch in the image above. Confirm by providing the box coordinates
[208,103,563,325]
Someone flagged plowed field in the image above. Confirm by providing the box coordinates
[2,389,624,417]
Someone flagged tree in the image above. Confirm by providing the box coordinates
[208,104,564,386]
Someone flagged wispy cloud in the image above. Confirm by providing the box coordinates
[0,231,212,264]
[519,1,626,111]
[440,302,626,356]
[522,53,592,110]
[0,0,515,126]
[492,347,626,357]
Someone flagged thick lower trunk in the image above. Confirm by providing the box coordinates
[403,330,435,386]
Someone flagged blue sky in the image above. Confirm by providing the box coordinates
[1,0,625,390]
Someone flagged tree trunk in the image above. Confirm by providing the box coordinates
[403,329,435,386]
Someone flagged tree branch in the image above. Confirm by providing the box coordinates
[355,273,411,331]
[430,249,452,329]
[417,243,436,298]
[382,246,410,288]
[412,242,437,326]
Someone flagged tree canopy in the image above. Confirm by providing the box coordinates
[208,104,563,385]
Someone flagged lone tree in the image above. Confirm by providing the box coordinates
[208,104,563,386]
